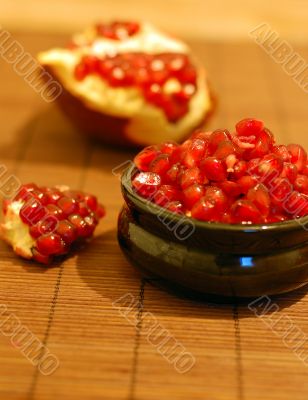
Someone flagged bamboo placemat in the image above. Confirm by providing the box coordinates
[0,32,308,400]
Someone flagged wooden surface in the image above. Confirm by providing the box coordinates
[1,32,308,400]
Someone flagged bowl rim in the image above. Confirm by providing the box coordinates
[121,165,308,233]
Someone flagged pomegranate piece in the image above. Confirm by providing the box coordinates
[132,118,308,223]
[95,21,140,40]
[134,146,160,171]
[0,184,105,264]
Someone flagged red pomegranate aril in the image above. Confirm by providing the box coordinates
[256,153,283,184]
[56,220,77,245]
[165,163,184,184]
[287,144,307,172]
[68,214,88,237]
[270,178,293,208]
[134,145,160,171]
[154,185,181,206]
[83,194,98,211]
[284,191,308,217]
[132,172,161,198]
[183,184,205,209]
[46,204,65,220]
[231,200,262,224]
[247,184,271,216]
[191,197,221,222]
[57,197,78,216]
[36,233,65,256]
[294,175,308,195]
[201,157,227,182]
[204,186,228,212]
[208,130,232,154]
[183,139,207,168]
[214,140,237,160]
[236,118,264,137]
[243,129,273,160]
[281,163,298,183]
[273,145,291,162]
[180,167,203,190]
[160,141,178,156]
[149,154,170,177]
[237,176,258,194]
[231,160,247,180]
[20,199,47,226]
[29,217,58,239]
[218,181,242,197]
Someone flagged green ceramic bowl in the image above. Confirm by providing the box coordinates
[118,166,308,298]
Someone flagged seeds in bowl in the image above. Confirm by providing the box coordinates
[132,118,308,224]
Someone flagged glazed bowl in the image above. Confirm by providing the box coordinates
[118,166,308,298]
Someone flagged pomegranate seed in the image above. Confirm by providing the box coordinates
[208,130,232,154]
[287,144,307,172]
[214,140,238,160]
[57,197,78,216]
[218,181,242,197]
[294,175,308,195]
[236,118,264,137]
[153,185,181,206]
[191,197,221,222]
[165,201,184,214]
[204,186,228,212]
[237,176,258,193]
[183,184,205,209]
[201,157,227,182]
[281,163,298,183]
[256,153,283,184]
[231,200,262,224]
[149,154,170,177]
[270,178,293,208]
[284,191,308,217]
[160,141,178,156]
[132,172,161,198]
[179,167,203,189]
[56,220,77,245]
[20,198,47,226]
[37,233,65,256]
[183,139,207,168]
[273,145,291,162]
[230,160,247,180]
[134,145,160,171]
[247,184,271,216]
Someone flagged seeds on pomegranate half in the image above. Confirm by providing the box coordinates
[132,118,308,224]
[0,184,105,264]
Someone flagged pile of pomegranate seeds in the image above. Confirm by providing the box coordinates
[74,53,197,122]
[95,21,140,40]
[2,184,105,264]
[132,118,308,224]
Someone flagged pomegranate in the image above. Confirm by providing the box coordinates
[38,21,214,147]
[1,184,105,264]
[132,118,308,224]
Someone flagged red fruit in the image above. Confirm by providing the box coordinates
[243,129,273,160]
[230,200,263,224]
[247,184,271,216]
[287,144,307,172]
[236,118,264,137]
[149,154,170,177]
[37,234,65,256]
[201,157,227,182]
[208,129,232,154]
[230,160,247,180]
[183,139,207,168]
[218,181,242,197]
[160,141,178,156]
[1,184,105,264]
[132,172,161,198]
[270,178,293,208]
[237,176,258,194]
[153,185,181,206]
[256,153,283,185]
[214,140,238,160]
[294,175,308,195]
[96,21,140,40]
[281,163,298,183]
[191,197,221,222]
[179,167,203,189]
[284,192,308,217]
[183,184,205,209]
[134,146,160,171]
[273,145,291,162]
[204,186,228,212]
[165,163,184,184]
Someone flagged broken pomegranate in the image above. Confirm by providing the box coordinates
[38,21,213,147]
[0,184,105,264]
[132,118,308,224]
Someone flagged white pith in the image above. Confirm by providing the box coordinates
[1,201,35,259]
[37,22,212,144]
